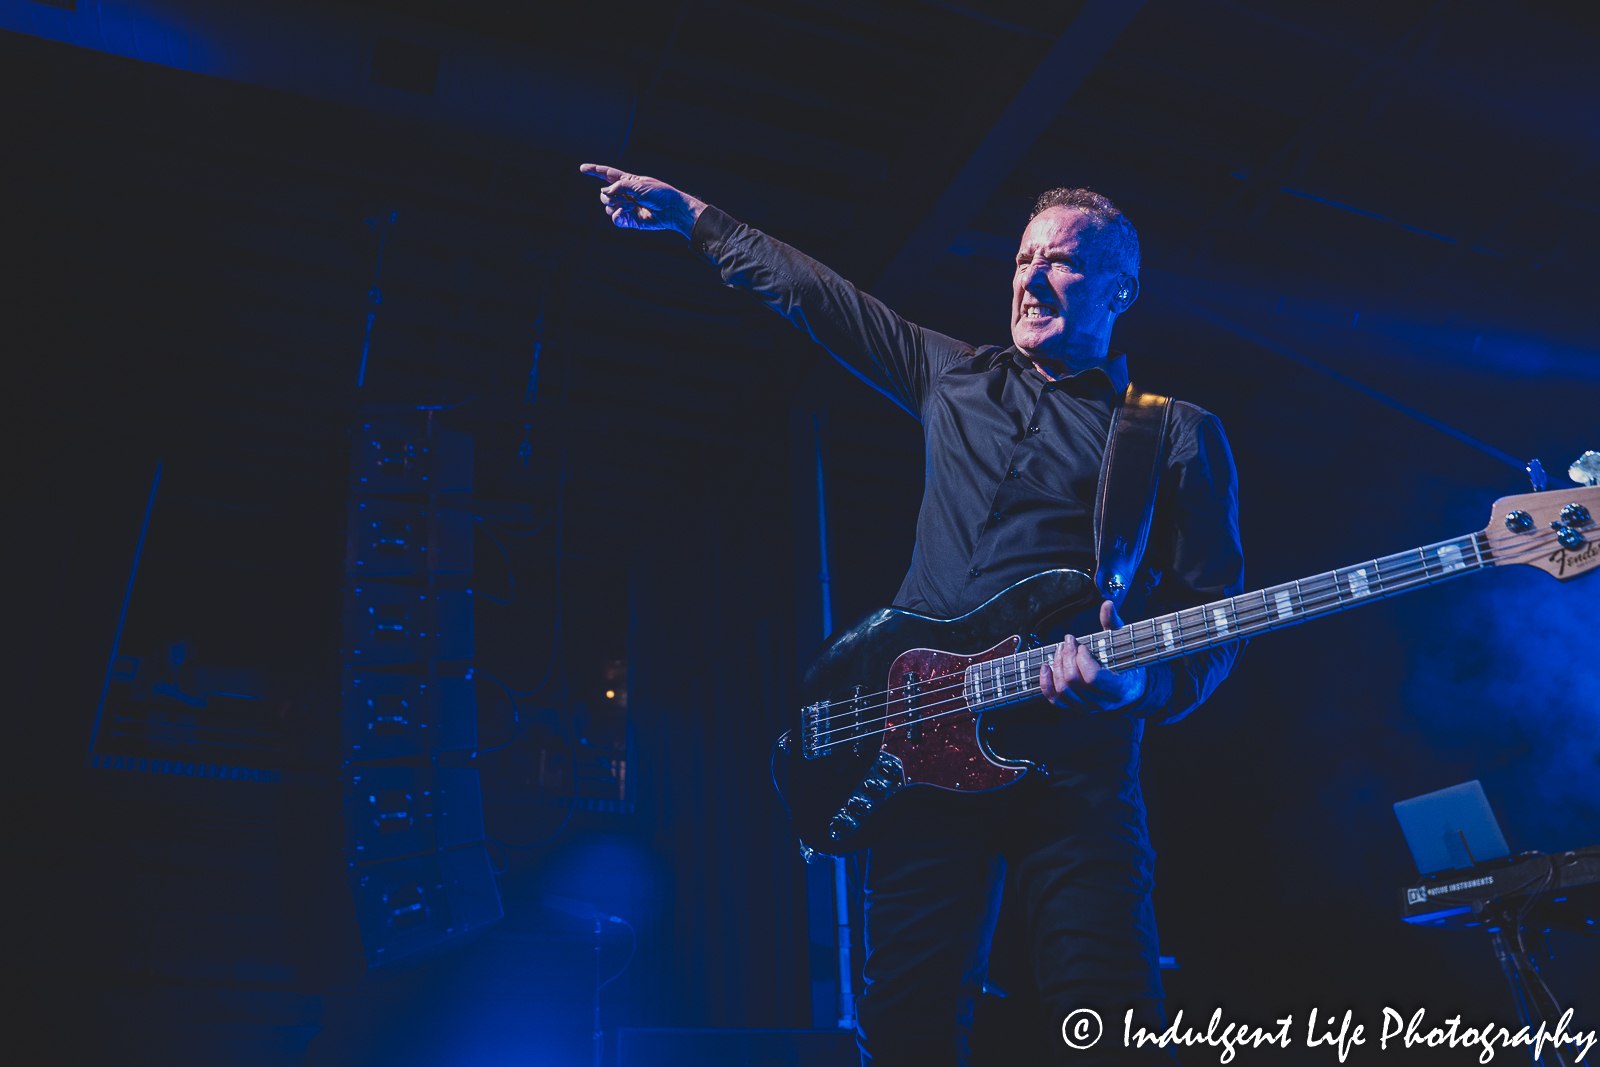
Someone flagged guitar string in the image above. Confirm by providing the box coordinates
[806,531,1504,729]
[811,533,1561,744]
[812,570,1519,740]
[806,530,1543,733]
[814,531,1573,747]
[807,529,1574,746]
[804,526,1565,733]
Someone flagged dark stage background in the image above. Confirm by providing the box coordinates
[3,1,1597,1064]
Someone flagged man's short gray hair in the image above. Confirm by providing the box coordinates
[1027,187,1140,277]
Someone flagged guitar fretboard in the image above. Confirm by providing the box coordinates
[962,532,1490,708]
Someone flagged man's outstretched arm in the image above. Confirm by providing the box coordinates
[579,163,972,417]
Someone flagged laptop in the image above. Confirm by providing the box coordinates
[1392,780,1511,874]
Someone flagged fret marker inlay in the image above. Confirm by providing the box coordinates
[1160,621,1175,652]
[1437,544,1465,573]
[1273,590,1293,619]
[1348,568,1371,598]
[1211,608,1229,636]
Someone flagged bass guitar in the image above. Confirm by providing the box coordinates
[772,483,1599,855]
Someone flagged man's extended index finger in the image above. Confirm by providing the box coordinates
[579,163,624,181]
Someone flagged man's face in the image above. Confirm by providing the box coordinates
[1010,207,1123,365]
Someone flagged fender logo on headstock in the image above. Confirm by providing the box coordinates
[1488,485,1600,583]
[1550,540,1599,577]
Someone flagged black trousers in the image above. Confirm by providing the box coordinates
[854,710,1176,1066]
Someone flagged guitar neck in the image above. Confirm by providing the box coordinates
[967,531,1493,708]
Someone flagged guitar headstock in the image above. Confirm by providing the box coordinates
[1484,485,1600,581]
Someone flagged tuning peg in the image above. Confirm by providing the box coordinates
[1569,451,1600,487]
[1525,458,1547,492]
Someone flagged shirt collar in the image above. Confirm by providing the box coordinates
[1006,348,1130,398]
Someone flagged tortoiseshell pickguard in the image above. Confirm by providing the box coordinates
[879,637,1024,791]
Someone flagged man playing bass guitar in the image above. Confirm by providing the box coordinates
[582,162,1245,1066]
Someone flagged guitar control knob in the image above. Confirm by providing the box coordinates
[845,794,873,817]
[1504,510,1534,532]
[828,813,858,841]
[1560,503,1592,526]
[861,777,891,795]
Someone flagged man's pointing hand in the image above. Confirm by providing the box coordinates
[579,164,706,236]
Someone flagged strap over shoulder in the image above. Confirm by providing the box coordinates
[1093,382,1173,610]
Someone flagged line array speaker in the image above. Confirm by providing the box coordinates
[340,406,501,968]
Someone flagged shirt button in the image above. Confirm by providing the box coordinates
[991,511,1003,522]
[1044,383,1056,392]
[1028,424,1040,434]
[1008,469,1020,479]
[969,568,981,577]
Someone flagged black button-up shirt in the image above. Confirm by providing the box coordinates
[691,207,1244,723]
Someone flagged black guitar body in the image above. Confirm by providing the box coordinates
[772,569,1097,854]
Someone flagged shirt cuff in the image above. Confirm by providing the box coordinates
[1124,660,1175,718]
[689,204,738,263]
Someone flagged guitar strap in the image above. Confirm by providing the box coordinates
[1092,382,1174,612]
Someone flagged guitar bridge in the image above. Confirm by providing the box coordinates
[800,685,869,759]
[801,701,830,759]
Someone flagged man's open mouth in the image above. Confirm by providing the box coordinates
[1022,305,1055,319]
